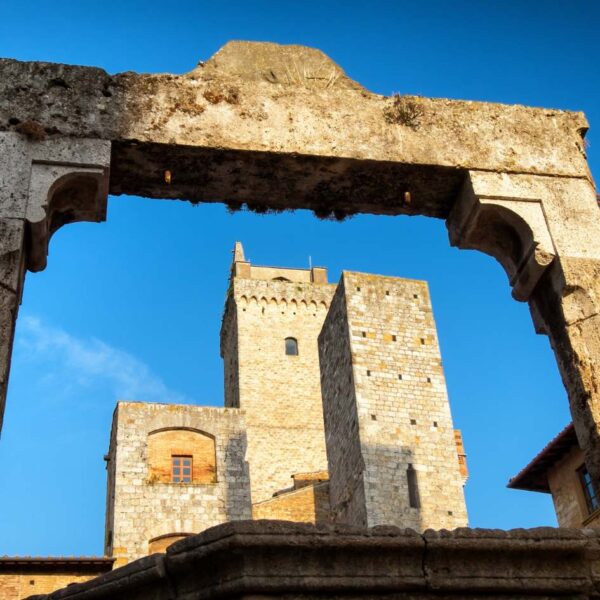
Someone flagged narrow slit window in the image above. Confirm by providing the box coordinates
[407,464,421,509]
[172,455,193,484]
[285,337,299,356]
[578,465,599,514]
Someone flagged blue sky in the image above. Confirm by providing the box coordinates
[0,1,598,556]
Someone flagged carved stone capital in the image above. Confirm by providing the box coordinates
[447,171,556,301]
[0,132,110,271]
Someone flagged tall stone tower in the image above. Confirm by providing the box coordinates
[220,242,336,506]
[319,271,468,530]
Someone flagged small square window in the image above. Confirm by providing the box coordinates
[172,455,192,483]
[367,370,371,376]
[357,287,361,292]
[413,294,418,299]
[385,291,390,296]
[371,414,377,421]
[392,335,397,342]
[433,421,438,427]
[420,338,425,345]
[410,419,417,425]
[398,374,403,380]
[427,377,431,383]
[362,331,366,338]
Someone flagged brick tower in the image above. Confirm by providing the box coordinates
[220,242,336,509]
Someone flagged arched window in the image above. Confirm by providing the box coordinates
[285,337,298,356]
[147,428,216,484]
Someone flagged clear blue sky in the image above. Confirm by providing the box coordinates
[0,0,598,556]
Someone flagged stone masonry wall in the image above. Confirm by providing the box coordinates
[547,446,600,527]
[318,280,368,526]
[222,276,336,504]
[221,295,240,409]
[105,402,251,566]
[252,482,330,523]
[320,272,467,530]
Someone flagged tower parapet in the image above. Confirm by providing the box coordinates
[220,242,335,505]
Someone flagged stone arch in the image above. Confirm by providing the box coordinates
[1,41,600,492]
[447,173,555,302]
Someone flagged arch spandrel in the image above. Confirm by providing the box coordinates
[447,170,557,302]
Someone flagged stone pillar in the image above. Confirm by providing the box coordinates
[0,132,110,431]
[447,170,600,489]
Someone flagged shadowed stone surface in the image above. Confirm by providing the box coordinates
[25,521,600,600]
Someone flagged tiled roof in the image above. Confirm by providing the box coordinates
[507,423,578,493]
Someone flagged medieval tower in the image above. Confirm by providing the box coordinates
[220,242,335,510]
[319,272,468,530]
[104,243,468,565]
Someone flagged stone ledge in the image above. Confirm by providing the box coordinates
[25,520,600,600]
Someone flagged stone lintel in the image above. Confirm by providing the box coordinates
[0,41,591,219]
[25,521,600,600]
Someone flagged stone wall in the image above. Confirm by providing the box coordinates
[252,482,330,523]
[547,445,600,527]
[0,560,112,600]
[104,402,251,565]
[320,272,467,530]
[318,279,368,526]
[220,267,336,505]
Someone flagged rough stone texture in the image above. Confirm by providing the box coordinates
[546,445,600,528]
[220,252,336,505]
[0,132,110,432]
[447,170,600,493]
[104,401,251,566]
[0,42,589,220]
[319,272,467,530]
[0,559,113,600]
[25,521,600,600]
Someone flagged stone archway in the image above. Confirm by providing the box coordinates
[0,41,598,491]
